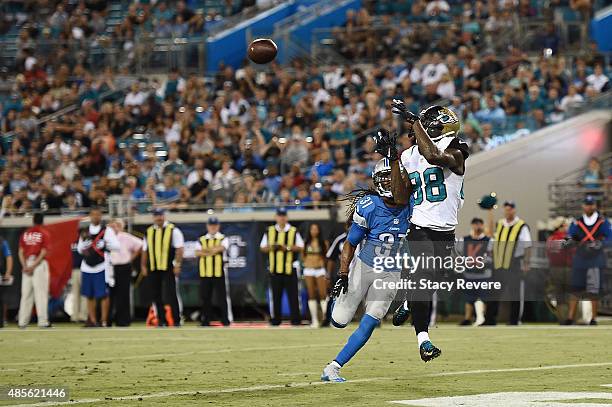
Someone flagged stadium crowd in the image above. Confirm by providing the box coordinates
[0,1,610,215]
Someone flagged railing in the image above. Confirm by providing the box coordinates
[548,151,612,217]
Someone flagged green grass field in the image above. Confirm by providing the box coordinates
[1,323,611,406]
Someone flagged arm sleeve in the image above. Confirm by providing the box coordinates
[221,237,230,251]
[141,237,148,251]
[77,237,88,254]
[603,220,612,242]
[172,228,185,249]
[260,233,268,248]
[104,227,121,251]
[519,225,532,248]
[294,232,304,248]
[347,223,367,247]
[567,223,578,240]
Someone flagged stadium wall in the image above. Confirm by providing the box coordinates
[458,110,611,236]
[205,0,322,71]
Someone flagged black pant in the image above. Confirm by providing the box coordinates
[270,272,300,325]
[148,270,180,326]
[407,226,455,334]
[112,263,132,326]
[200,277,229,325]
[484,260,524,325]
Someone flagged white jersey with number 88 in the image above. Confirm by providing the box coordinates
[400,136,468,232]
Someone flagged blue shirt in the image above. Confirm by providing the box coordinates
[567,214,611,268]
[347,194,412,268]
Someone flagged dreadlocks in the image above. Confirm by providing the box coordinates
[341,188,380,228]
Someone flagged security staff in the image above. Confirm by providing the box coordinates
[485,201,532,325]
[195,217,232,326]
[562,196,611,325]
[260,207,304,326]
[140,208,184,327]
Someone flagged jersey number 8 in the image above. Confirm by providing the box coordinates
[408,167,447,205]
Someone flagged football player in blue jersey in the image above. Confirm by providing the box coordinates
[321,156,413,383]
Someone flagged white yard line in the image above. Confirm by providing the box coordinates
[429,361,612,376]
[601,384,612,388]
[2,343,337,367]
[4,377,390,407]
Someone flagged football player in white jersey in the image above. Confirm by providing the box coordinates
[373,102,469,362]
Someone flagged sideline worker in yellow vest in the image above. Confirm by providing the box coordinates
[485,201,532,326]
[140,208,184,327]
[195,217,232,327]
[260,207,304,326]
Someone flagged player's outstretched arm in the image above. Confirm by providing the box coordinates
[413,120,465,175]
[390,159,412,205]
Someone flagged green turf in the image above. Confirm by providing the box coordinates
[0,323,611,406]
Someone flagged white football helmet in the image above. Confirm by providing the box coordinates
[372,158,392,198]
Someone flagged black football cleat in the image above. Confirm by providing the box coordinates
[420,340,442,362]
[393,300,411,326]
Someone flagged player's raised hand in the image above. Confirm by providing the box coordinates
[331,274,348,298]
[372,128,398,161]
[391,99,418,124]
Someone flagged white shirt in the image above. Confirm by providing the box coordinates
[78,224,121,273]
[586,73,609,92]
[124,91,147,107]
[421,63,449,86]
[582,211,599,226]
[186,169,213,187]
[559,94,583,111]
[259,223,305,248]
[141,221,185,251]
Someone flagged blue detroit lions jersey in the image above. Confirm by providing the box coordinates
[347,194,412,267]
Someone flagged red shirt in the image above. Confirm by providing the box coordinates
[19,225,50,258]
[546,229,574,267]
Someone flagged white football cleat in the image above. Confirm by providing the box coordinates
[321,362,346,382]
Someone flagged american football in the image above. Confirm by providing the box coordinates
[0,1,610,406]
[247,38,278,64]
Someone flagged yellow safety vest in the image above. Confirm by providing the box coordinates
[199,234,225,278]
[493,219,525,270]
[267,225,297,275]
[146,223,175,271]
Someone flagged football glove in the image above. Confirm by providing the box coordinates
[331,274,348,298]
[391,99,418,124]
[372,128,398,161]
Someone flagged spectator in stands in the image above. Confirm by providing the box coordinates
[582,157,604,193]
[586,64,610,93]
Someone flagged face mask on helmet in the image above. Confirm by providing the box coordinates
[419,106,460,141]
[372,159,393,198]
